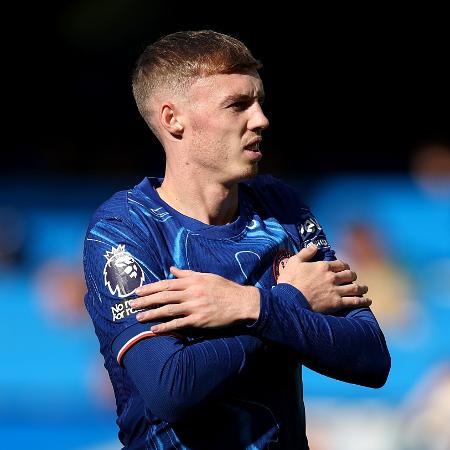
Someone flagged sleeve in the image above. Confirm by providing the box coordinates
[246,283,391,388]
[122,332,262,423]
[84,216,168,364]
[293,208,390,387]
[84,216,264,423]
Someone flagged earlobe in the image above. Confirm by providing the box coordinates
[161,103,184,137]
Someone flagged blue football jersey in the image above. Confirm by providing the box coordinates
[83,175,386,449]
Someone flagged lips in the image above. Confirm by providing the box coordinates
[244,138,262,152]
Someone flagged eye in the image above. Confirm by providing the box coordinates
[229,101,249,110]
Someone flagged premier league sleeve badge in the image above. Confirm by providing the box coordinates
[103,244,145,298]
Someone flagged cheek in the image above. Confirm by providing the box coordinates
[189,111,246,159]
[190,106,217,130]
[192,108,242,135]
[192,117,229,144]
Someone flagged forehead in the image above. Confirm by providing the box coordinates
[187,72,264,104]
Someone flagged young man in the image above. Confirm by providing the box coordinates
[83,30,390,450]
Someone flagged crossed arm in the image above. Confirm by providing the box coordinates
[130,245,372,332]
[123,245,390,422]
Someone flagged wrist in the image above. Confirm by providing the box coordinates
[273,283,312,310]
[240,286,261,321]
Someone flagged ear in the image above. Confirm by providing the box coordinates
[160,103,184,138]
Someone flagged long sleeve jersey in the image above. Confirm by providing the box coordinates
[83,175,390,449]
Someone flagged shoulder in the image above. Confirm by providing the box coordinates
[86,186,130,226]
[90,190,130,223]
[83,187,165,298]
[86,177,161,239]
[243,175,336,258]
[83,189,143,263]
[83,178,170,271]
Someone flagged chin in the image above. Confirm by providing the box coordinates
[220,162,259,186]
[233,163,259,183]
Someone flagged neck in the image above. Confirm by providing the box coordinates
[157,164,239,226]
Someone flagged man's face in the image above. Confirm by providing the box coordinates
[182,70,269,184]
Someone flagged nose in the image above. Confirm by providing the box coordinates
[248,103,269,132]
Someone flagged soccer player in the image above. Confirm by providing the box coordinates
[83,30,390,449]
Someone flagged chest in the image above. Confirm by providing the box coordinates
[165,216,298,289]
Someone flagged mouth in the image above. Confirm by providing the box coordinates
[243,138,263,162]
[244,138,262,152]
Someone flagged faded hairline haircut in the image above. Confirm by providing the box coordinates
[132,30,262,137]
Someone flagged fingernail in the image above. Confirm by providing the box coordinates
[135,287,142,295]
[136,313,143,321]
[129,300,136,307]
[151,326,159,333]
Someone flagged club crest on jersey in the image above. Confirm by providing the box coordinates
[103,244,145,298]
[272,248,294,282]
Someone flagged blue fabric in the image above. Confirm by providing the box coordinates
[252,285,390,388]
[83,175,390,449]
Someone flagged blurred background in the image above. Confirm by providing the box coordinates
[2,2,449,449]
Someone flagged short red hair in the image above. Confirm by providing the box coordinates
[132,30,262,135]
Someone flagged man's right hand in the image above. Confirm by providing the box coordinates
[277,245,371,313]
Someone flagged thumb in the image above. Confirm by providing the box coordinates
[170,266,195,278]
[297,244,318,262]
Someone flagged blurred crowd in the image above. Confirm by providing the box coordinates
[1,141,449,450]
[304,140,450,450]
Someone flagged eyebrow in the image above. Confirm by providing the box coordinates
[220,92,265,107]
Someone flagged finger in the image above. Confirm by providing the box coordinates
[170,266,197,278]
[297,244,318,262]
[135,277,187,296]
[337,283,369,297]
[328,260,351,272]
[334,269,357,284]
[340,296,372,308]
[136,303,186,322]
[150,317,191,333]
[130,290,184,309]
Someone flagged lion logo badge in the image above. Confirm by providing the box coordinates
[103,244,145,298]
